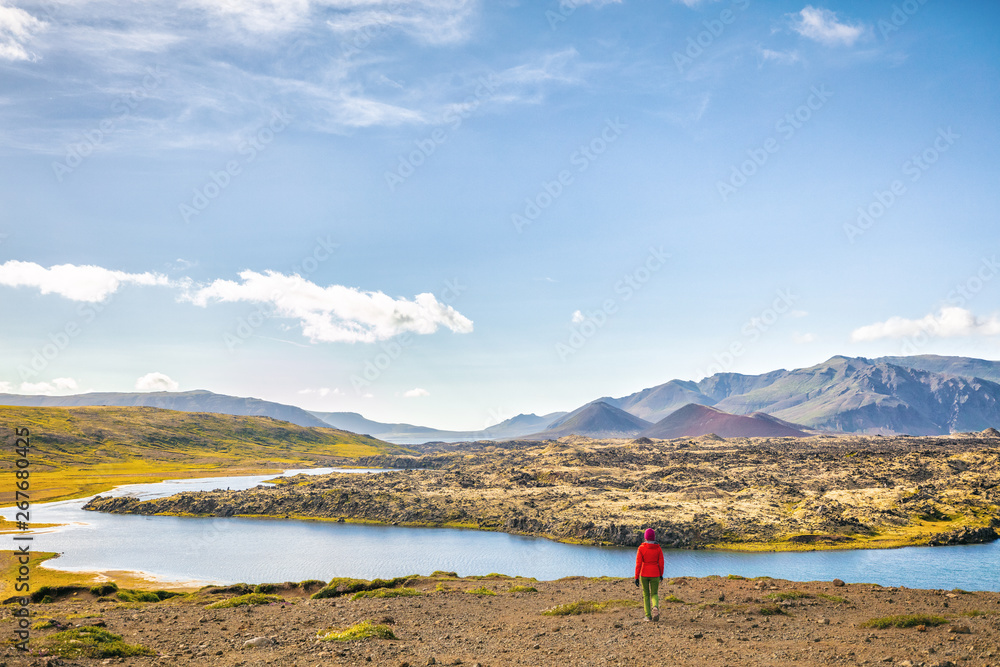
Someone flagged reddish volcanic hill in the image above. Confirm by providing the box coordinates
[640,403,809,439]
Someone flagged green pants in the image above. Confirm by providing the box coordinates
[640,576,660,618]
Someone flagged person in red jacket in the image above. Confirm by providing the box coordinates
[634,528,665,621]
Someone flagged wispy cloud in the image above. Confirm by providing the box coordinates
[298,386,342,396]
[0,260,171,302]
[759,48,800,65]
[403,387,429,397]
[182,270,474,343]
[851,307,1000,342]
[0,2,44,61]
[0,0,594,152]
[790,6,865,47]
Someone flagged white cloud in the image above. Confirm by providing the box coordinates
[403,387,429,398]
[183,270,473,343]
[0,3,44,61]
[0,261,171,302]
[791,6,865,46]
[0,381,11,392]
[191,0,477,43]
[20,377,79,394]
[571,310,585,324]
[298,387,342,397]
[760,48,800,65]
[792,332,817,344]
[135,372,179,391]
[851,307,1000,342]
[324,0,477,46]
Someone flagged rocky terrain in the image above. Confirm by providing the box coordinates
[3,574,999,666]
[84,433,1000,551]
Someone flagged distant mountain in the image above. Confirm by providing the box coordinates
[878,354,1000,384]
[530,401,652,439]
[0,390,330,428]
[592,355,1000,436]
[310,411,568,444]
[640,403,809,439]
[598,380,713,421]
[708,356,1000,435]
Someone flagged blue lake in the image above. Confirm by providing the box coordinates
[6,469,999,591]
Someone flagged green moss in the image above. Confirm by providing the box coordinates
[32,618,57,629]
[961,610,987,617]
[205,593,283,609]
[90,583,118,597]
[115,589,182,603]
[662,594,685,603]
[726,574,747,580]
[861,614,948,629]
[817,593,848,603]
[467,586,496,596]
[350,588,422,601]
[318,621,396,642]
[311,576,413,600]
[509,585,538,593]
[30,585,89,603]
[759,604,787,616]
[541,599,640,616]
[430,571,458,578]
[766,591,813,601]
[36,626,155,658]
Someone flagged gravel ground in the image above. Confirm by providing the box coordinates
[4,574,1000,667]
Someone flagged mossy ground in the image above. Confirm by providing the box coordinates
[541,599,640,616]
[318,621,396,641]
[205,593,284,609]
[860,614,949,629]
[35,626,155,658]
[0,405,408,505]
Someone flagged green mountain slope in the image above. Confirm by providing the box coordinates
[0,405,410,504]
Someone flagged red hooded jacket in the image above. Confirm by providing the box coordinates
[635,541,664,579]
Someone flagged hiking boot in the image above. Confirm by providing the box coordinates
[652,606,659,622]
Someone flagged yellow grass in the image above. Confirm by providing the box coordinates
[0,405,410,506]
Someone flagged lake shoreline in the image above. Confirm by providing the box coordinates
[83,433,1000,552]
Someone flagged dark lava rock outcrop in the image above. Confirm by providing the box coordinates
[84,434,1000,550]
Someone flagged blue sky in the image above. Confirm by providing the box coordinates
[1,0,998,430]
